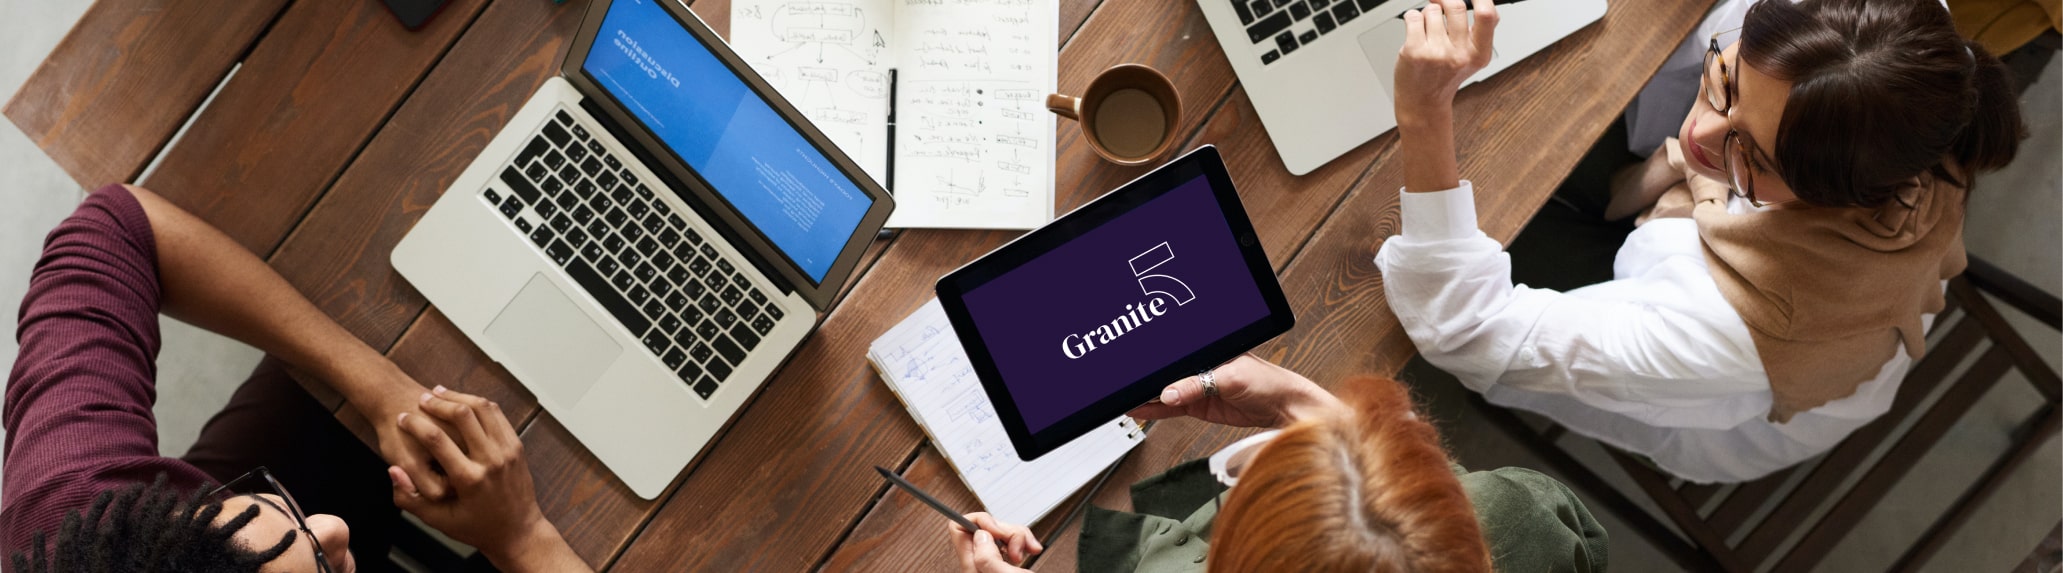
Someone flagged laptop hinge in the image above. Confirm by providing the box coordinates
[578,97,798,297]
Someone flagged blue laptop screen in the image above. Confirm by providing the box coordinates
[582,0,872,284]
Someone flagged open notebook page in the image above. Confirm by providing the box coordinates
[869,299,1143,525]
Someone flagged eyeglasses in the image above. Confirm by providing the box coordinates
[1702,28,1780,208]
[208,467,331,573]
[1208,430,1283,487]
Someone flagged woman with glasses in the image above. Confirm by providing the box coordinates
[3,184,590,572]
[1374,0,2024,484]
[942,356,1608,572]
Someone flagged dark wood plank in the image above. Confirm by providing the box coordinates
[818,447,986,571]
[1609,449,1751,572]
[606,0,1241,568]
[4,0,289,188]
[264,0,590,359]
[138,0,491,256]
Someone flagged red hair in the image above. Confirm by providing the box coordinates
[1208,376,1491,572]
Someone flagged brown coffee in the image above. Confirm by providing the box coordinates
[1092,88,1168,160]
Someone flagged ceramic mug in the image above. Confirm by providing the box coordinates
[1046,64,1182,165]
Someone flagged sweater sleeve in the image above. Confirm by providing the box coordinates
[3,185,213,557]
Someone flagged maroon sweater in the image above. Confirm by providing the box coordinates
[2,186,215,556]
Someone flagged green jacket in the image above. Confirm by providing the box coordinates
[1078,459,1609,572]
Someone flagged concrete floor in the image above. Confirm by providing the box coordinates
[1,2,2056,571]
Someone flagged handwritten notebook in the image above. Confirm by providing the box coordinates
[866,299,1144,525]
[731,0,1058,230]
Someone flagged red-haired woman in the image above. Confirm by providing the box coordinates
[941,356,1608,572]
[1376,0,2023,483]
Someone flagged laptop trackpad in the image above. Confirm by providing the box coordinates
[485,274,622,407]
[1358,21,1409,101]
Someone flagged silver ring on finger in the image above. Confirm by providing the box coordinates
[1199,369,1220,398]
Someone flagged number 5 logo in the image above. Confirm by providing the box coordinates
[1129,242,1195,306]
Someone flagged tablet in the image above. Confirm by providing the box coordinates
[936,146,1294,461]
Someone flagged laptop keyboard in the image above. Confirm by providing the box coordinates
[483,108,786,401]
[1232,0,1527,65]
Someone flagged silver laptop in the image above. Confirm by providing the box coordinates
[391,0,894,499]
[1198,0,1607,175]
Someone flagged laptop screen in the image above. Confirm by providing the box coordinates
[581,0,873,284]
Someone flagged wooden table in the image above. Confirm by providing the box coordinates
[7,0,1710,569]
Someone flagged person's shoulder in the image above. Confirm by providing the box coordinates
[1458,467,1611,572]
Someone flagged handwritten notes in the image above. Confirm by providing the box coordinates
[867,299,1142,525]
[736,0,1058,229]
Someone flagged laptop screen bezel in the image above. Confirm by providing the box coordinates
[558,0,895,309]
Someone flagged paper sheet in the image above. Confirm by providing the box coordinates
[734,0,1058,229]
[869,299,1142,525]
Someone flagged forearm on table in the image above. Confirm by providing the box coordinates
[486,520,593,573]
[1399,105,1461,193]
[118,185,420,406]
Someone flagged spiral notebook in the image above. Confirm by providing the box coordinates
[866,299,1145,525]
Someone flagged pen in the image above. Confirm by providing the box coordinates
[874,466,1007,549]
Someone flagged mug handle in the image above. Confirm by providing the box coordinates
[1046,94,1081,120]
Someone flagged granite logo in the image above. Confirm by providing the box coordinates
[1060,243,1196,359]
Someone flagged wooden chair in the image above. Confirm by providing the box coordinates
[1479,256,2063,572]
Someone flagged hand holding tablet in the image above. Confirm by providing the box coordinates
[936,147,1295,460]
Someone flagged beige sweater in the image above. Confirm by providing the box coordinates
[1654,142,1967,422]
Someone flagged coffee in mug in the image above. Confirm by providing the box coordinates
[1046,64,1182,165]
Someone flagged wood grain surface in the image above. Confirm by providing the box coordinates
[8,0,1711,569]
[4,0,289,188]
[135,0,490,256]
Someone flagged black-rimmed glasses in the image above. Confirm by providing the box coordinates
[1703,27,1778,208]
[208,467,331,573]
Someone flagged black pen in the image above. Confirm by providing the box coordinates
[874,466,1007,549]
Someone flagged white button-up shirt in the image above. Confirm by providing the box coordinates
[1374,183,1915,483]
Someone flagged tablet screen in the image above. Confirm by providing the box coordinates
[957,173,1273,433]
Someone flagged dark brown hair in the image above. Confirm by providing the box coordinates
[1208,377,1491,572]
[1741,0,2025,208]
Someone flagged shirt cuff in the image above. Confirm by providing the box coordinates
[1399,181,1480,241]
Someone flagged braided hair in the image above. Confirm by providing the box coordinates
[8,474,296,573]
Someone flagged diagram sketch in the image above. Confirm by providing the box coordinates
[733,0,896,186]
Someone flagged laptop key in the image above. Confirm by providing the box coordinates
[1232,0,1254,24]
[680,303,704,325]
[580,157,604,177]
[1246,11,1291,43]
[635,261,659,284]
[548,214,572,233]
[711,335,746,366]
[514,218,533,233]
[621,221,646,243]
[1276,30,1299,54]
[1358,0,1381,10]
[641,298,666,321]
[720,285,743,306]
[529,226,553,248]
[525,161,550,183]
[554,191,579,212]
[557,164,581,186]
[766,304,785,320]
[666,265,692,286]
[499,198,523,219]
[534,200,558,219]
[1314,11,1335,33]
[675,358,703,384]
[698,296,721,315]
[658,311,684,335]
[571,204,595,225]
[636,236,660,256]
[716,259,735,275]
[662,347,687,370]
[609,183,634,205]
[543,149,566,169]
[1332,1,1359,22]
[705,358,732,383]
[604,155,623,172]
[695,320,721,341]
[566,143,589,164]
[1290,3,1310,21]
[641,329,669,355]
[1299,29,1318,44]
[483,188,501,205]
[1261,50,1281,65]
[581,243,605,262]
[689,256,713,277]
[597,256,621,277]
[627,199,651,219]
[714,307,737,328]
[547,240,574,266]
[666,290,691,312]
[571,123,590,140]
[626,283,650,305]
[610,269,635,292]
[1307,0,1329,11]
[730,324,760,350]
[520,137,550,165]
[566,226,589,248]
[693,377,718,399]
[543,123,572,147]
[554,110,574,126]
[620,249,645,270]
[602,232,627,254]
[751,315,775,335]
[634,184,656,201]
[566,258,650,334]
[604,207,629,228]
[597,171,619,190]
[586,139,605,156]
[689,341,714,364]
[682,278,708,300]
[748,289,767,305]
[500,168,541,204]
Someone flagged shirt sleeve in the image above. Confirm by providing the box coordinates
[3,185,211,556]
[1374,183,1770,429]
